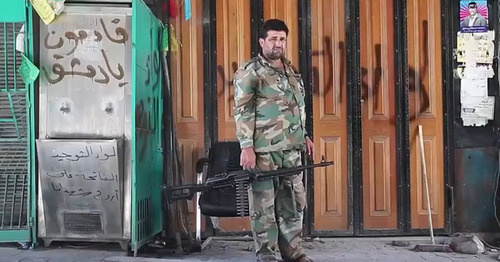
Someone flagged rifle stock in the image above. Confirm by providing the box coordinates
[164,159,333,203]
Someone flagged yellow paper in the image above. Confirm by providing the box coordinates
[31,0,56,25]
[170,25,180,52]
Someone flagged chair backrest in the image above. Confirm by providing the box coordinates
[199,141,249,217]
[206,141,242,177]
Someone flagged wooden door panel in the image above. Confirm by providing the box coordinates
[415,136,440,220]
[217,0,251,143]
[316,137,345,223]
[408,0,445,229]
[312,0,349,231]
[368,136,392,218]
[171,0,205,232]
[216,0,252,231]
[264,0,299,68]
[360,0,398,229]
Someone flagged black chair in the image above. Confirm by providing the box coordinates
[197,141,250,217]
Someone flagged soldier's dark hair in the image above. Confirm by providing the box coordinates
[468,2,477,8]
[259,19,289,39]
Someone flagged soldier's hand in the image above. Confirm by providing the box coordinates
[240,147,256,170]
[305,136,315,158]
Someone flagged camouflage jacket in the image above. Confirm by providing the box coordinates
[233,54,307,153]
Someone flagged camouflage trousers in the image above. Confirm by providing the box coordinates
[248,150,307,261]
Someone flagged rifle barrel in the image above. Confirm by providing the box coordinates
[255,161,333,180]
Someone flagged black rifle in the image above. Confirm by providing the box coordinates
[163,158,333,203]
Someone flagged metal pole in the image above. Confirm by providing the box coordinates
[195,171,202,244]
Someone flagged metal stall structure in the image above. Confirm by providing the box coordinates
[36,0,163,254]
[0,1,37,245]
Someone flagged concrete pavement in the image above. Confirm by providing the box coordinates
[0,237,498,261]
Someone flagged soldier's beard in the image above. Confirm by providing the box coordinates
[264,48,284,60]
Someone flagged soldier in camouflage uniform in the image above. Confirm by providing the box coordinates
[233,19,315,262]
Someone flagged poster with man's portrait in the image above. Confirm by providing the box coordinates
[460,1,488,33]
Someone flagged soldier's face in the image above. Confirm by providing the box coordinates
[259,30,287,60]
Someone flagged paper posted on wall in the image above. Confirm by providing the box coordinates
[462,117,488,126]
[460,0,488,33]
[458,66,494,127]
[455,65,495,79]
[464,66,489,79]
[461,96,495,125]
[456,32,494,65]
[461,78,487,100]
[460,67,488,102]
[455,5,495,127]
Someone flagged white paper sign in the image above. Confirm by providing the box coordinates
[461,78,488,100]
[464,67,489,79]
[462,117,488,127]
[461,96,495,120]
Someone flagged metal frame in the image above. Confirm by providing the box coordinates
[493,0,500,130]
[396,0,410,235]
[30,1,40,245]
[298,0,314,236]
[0,0,37,245]
[395,0,410,235]
[160,0,171,238]
[347,0,363,237]
[250,0,264,58]
[203,0,218,152]
[202,0,218,237]
[436,0,455,235]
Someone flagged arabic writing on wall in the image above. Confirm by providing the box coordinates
[135,21,162,160]
[51,145,117,162]
[217,34,431,123]
[46,170,118,182]
[50,182,120,202]
[41,18,129,87]
[39,142,120,203]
